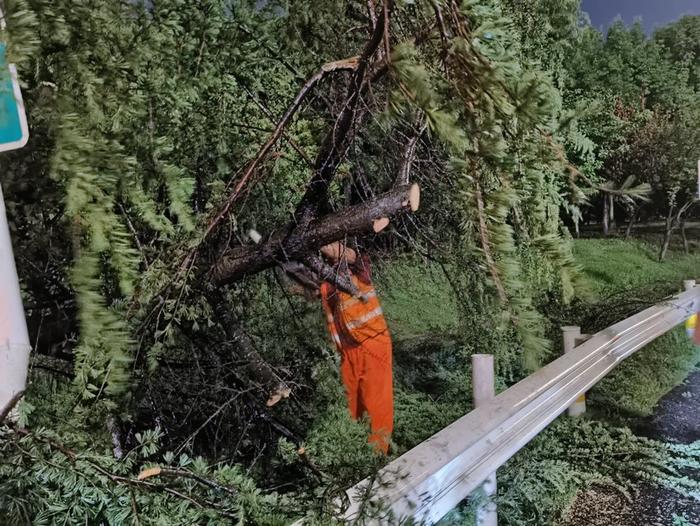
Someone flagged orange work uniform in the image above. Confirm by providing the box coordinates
[320,266,393,454]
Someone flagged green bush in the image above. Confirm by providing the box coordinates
[498,418,700,525]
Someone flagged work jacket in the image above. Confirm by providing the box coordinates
[320,271,389,350]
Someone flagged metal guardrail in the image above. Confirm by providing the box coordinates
[296,286,699,525]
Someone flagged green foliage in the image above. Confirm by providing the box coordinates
[4,1,700,524]
[655,16,700,90]
[0,424,291,526]
[673,513,696,526]
[563,16,700,237]
[386,0,582,370]
[498,418,700,525]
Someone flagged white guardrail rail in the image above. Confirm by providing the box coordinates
[293,285,700,525]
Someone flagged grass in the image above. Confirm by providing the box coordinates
[574,238,700,298]
[374,257,462,338]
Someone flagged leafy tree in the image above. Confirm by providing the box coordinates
[563,19,700,255]
[655,15,700,90]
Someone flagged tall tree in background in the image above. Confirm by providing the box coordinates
[562,19,700,252]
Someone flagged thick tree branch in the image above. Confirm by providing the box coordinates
[303,254,361,297]
[170,56,362,279]
[294,2,394,225]
[395,119,427,186]
[201,56,360,241]
[211,184,419,284]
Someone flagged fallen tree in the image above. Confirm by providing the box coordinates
[211,183,420,284]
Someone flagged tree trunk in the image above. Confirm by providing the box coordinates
[608,193,615,232]
[293,7,391,225]
[659,207,675,261]
[211,184,419,284]
[625,207,639,240]
[681,219,689,254]
[602,193,609,237]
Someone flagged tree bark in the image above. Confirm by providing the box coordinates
[106,416,125,459]
[625,207,639,240]
[602,193,609,237]
[608,193,615,232]
[681,218,689,254]
[211,184,419,284]
[659,207,674,262]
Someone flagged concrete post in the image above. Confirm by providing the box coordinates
[472,354,497,526]
[0,184,31,414]
[561,326,586,417]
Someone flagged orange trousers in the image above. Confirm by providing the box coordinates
[340,337,394,454]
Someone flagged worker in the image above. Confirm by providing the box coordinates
[317,241,394,454]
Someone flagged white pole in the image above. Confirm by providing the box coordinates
[471,354,497,526]
[561,326,586,416]
[0,183,31,413]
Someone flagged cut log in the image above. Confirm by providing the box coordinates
[373,217,390,232]
[211,184,419,284]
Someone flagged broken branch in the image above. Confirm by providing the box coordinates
[212,183,419,284]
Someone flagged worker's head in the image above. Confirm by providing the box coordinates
[320,241,343,263]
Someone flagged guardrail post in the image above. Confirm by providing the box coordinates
[561,326,586,417]
[472,354,497,526]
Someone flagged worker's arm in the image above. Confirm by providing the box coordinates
[320,241,357,264]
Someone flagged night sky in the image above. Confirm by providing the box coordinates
[581,0,700,34]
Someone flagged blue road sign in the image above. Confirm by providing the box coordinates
[0,42,28,152]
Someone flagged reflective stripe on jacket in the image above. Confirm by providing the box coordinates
[321,274,389,348]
